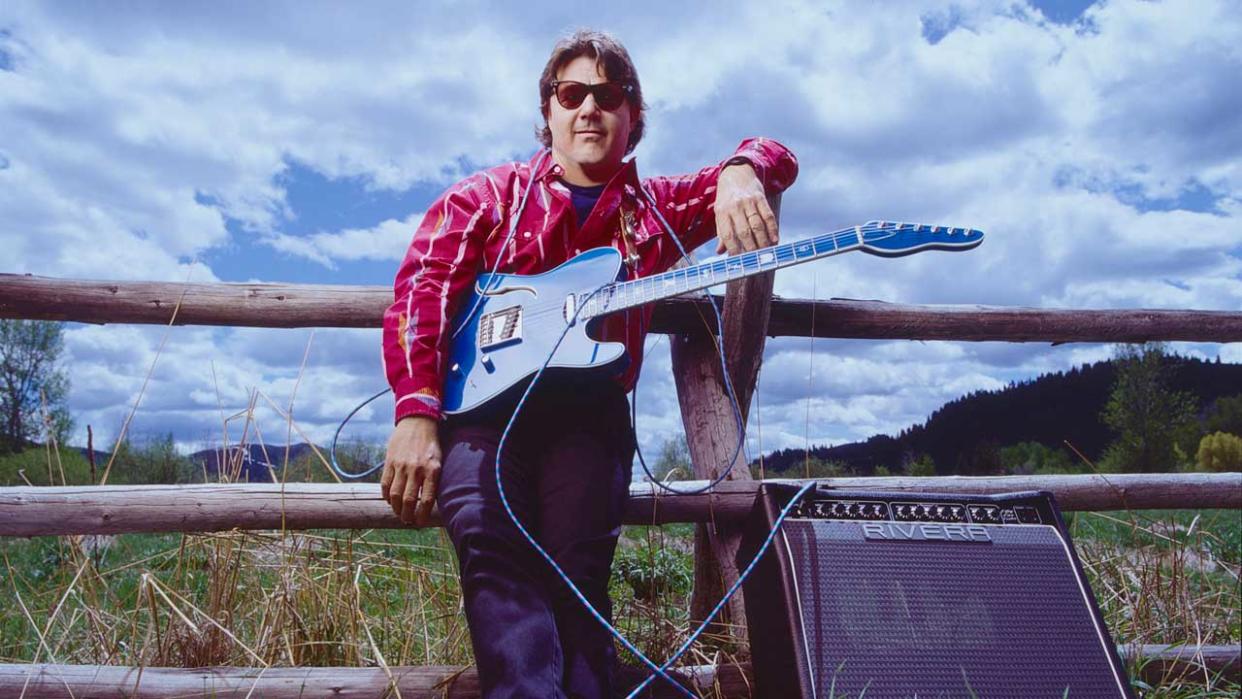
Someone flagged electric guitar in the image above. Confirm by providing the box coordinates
[443,220,984,414]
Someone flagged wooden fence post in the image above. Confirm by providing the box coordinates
[671,194,780,646]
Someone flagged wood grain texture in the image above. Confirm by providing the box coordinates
[4,273,1239,342]
[3,645,1236,698]
[671,194,780,644]
[2,473,1238,537]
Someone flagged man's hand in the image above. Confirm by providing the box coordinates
[381,416,442,526]
[714,162,779,255]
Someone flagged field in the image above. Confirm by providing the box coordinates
[1,502,1237,697]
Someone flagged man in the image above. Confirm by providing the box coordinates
[380,29,797,698]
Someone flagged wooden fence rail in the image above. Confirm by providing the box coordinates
[3,268,1240,696]
[2,473,1238,538]
[3,273,1241,342]
[4,645,1238,698]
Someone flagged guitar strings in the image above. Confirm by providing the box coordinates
[513,223,870,322]
[490,180,802,698]
[323,171,984,695]
[515,219,960,324]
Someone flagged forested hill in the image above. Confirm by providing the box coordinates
[760,356,1242,476]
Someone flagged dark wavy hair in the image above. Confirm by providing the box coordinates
[536,29,646,155]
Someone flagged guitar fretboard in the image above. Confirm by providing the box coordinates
[578,224,871,319]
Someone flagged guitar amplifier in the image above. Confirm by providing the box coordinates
[738,483,1135,698]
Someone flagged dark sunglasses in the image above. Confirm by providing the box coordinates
[550,80,633,111]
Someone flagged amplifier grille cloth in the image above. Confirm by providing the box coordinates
[785,520,1123,697]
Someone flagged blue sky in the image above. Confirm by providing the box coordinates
[1,0,1238,469]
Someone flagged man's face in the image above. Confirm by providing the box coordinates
[545,54,636,182]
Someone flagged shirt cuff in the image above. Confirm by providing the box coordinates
[393,380,443,423]
[721,152,770,194]
[728,138,797,195]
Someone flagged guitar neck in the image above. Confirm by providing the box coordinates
[578,224,868,319]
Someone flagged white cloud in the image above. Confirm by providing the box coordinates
[2,0,1237,462]
[265,213,424,268]
[0,4,546,280]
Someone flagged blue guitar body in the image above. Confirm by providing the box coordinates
[441,220,985,415]
[443,247,629,414]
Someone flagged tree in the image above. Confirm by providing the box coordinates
[999,441,1079,475]
[0,320,72,453]
[903,453,937,477]
[1100,343,1197,473]
[1205,394,1242,437]
[649,436,691,482]
[109,434,196,485]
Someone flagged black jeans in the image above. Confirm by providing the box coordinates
[437,376,635,699]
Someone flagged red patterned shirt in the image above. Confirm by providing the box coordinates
[382,138,798,423]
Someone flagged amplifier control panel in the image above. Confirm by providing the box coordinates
[789,497,1043,525]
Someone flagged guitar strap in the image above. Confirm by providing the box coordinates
[618,205,642,272]
[493,149,549,272]
[453,150,549,338]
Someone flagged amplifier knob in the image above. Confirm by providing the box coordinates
[830,503,845,517]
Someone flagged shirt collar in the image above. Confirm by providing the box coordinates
[532,149,641,191]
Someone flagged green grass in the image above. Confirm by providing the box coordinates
[0,445,94,487]
[1,509,1237,696]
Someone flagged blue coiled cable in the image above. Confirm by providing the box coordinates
[490,278,811,696]
[331,152,801,696]
[329,150,548,481]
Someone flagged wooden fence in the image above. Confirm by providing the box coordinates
[2,217,1241,696]
[5,646,1240,699]
[2,474,1240,537]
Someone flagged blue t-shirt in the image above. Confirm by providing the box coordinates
[564,181,606,228]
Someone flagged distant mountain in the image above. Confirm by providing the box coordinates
[759,356,1242,476]
[72,447,111,466]
[189,442,326,482]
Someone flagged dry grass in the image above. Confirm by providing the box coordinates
[1,526,469,670]
[1069,508,1240,696]
[2,502,1237,697]
[0,378,1236,696]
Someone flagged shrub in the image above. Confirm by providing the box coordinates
[1000,442,1080,475]
[904,453,936,477]
[0,445,93,486]
[107,434,196,485]
[613,545,691,602]
[1196,431,1242,472]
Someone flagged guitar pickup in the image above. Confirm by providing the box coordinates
[478,306,523,351]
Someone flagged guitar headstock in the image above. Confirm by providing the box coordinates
[858,220,984,257]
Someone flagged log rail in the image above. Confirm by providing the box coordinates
[3,646,1238,698]
[3,273,1241,342]
[3,262,1241,695]
[2,473,1239,537]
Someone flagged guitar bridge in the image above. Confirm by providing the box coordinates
[478,306,523,351]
